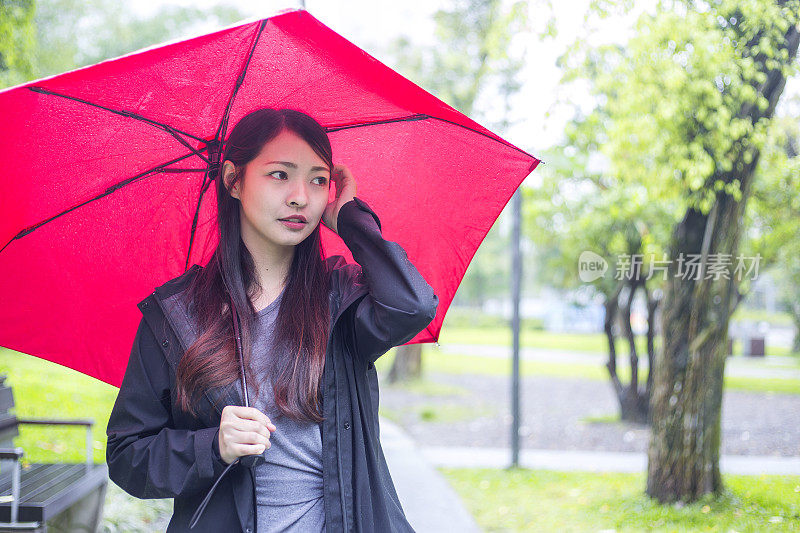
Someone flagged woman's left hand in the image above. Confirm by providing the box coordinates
[322,164,357,235]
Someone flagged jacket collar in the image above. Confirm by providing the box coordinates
[145,259,368,420]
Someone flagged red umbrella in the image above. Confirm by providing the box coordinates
[0,7,540,387]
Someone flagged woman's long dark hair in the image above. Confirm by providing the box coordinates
[175,108,332,423]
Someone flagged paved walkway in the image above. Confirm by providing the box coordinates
[417,445,800,475]
[379,417,482,533]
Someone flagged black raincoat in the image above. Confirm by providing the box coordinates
[106,197,439,533]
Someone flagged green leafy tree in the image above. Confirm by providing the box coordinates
[0,0,36,89]
[558,0,800,503]
[526,142,676,423]
[31,0,246,79]
[746,100,800,350]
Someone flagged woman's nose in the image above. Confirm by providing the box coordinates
[287,180,309,207]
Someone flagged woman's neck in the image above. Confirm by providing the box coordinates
[250,246,293,306]
[239,226,295,307]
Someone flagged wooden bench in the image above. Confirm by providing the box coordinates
[0,373,108,532]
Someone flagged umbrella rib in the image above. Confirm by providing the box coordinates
[0,152,197,255]
[428,115,539,161]
[183,18,268,272]
[423,323,439,345]
[26,86,211,165]
[184,173,215,272]
[324,114,429,132]
[325,113,538,161]
[214,19,269,145]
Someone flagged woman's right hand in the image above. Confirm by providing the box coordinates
[218,405,277,465]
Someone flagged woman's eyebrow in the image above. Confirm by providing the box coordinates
[264,160,329,172]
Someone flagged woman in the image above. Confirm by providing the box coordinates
[106,108,439,533]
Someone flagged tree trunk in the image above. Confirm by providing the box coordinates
[647,18,799,504]
[647,203,733,502]
[643,283,660,414]
[605,276,653,425]
[388,344,422,383]
[619,279,649,424]
[791,302,800,354]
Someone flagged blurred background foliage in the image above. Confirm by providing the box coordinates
[1,0,798,342]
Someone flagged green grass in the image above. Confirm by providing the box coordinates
[0,349,117,465]
[437,327,634,353]
[723,376,800,395]
[580,414,620,424]
[377,406,404,425]
[379,403,495,425]
[382,375,470,397]
[440,467,800,532]
[731,308,796,328]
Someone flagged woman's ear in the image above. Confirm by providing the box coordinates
[222,161,239,199]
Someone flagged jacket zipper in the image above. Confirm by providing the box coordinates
[332,333,350,533]
[329,289,365,533]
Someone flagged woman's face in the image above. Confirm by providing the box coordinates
[225,129,331,256]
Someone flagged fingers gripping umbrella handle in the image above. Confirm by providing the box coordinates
[189,290,262,529]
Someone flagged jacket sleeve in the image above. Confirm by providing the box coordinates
[106,316,229,499]
[336,197,439,364]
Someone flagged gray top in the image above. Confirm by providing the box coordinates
[247,286,325,533]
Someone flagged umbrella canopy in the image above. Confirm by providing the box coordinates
[0,7,540,388]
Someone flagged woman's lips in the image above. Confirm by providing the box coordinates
[280,219,307,229]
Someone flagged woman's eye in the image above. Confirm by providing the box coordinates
[314,176,329,185]
[268,171,288,179]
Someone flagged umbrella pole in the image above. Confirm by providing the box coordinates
[228,292,264,468]
[188,290,261,529]
[230,292,250,408]
[510,188,522,468]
